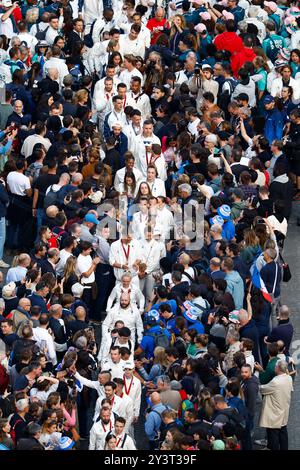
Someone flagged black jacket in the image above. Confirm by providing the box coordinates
[17,437,45,450]
[269,175,293,219]
[241,376,259,417]
[0,182,9,217]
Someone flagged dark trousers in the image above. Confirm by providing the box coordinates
[95,263,115,318]
[267,426,288,450]
[242,415,254,450]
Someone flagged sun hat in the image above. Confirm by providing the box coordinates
[199,12,211,20]
[264,1,277,12]
[56,436,75,451]
[217,204,231,219]
[210,215,224,226]
[195,23,207,33]
[274,59,289,69]
[222,10,235,20]
[284,16,299,34]
[279,48,291,61]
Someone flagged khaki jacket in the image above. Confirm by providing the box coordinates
[259,373,293,429]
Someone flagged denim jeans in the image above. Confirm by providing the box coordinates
[0,216,6,260]
[35,208,44,241]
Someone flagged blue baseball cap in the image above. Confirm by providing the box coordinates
[84,213,99,225]
[263,95,275,105]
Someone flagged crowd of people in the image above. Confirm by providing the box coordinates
[0,0,298,453]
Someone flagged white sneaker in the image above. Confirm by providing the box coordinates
[254,439,267,446]
[0,260,9,268]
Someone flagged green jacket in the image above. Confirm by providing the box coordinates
[259,356,278,385]
[231,201,247,220]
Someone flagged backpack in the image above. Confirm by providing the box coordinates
[266,37,281,62]
[36,23,49,41]
[51,227,66,249]
[84,19,97,48]
[146,328,170,349]
[218,408,247,440]
[217,78,237,113]
[193,299,210,320]
[180,399,195,421]
[43,185,59,209]
[10,419,24,446]
[151,405,171,443]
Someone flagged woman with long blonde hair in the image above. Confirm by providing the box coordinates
[169,15,187,54]
[62,256,79,294]
[135,346,168,385]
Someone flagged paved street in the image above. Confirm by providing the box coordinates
[278,203,300,450]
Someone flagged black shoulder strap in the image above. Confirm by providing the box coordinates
[121,434,128,448]
[90,19,97,36]
[182,271,195,283]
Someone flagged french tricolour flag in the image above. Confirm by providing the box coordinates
[252,265,273,303]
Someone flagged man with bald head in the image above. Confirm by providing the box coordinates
[102,292,143,348]
[238,308,260,362]
[66,306,89,337]
[209,257,226,280]
[145,391,171,450]
[49,303,68,360]
[146,8,167,45]
[10,298,32,337]
[56,172,83,206]
[7,100,31,127]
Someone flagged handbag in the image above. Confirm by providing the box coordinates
[279,252,292,283]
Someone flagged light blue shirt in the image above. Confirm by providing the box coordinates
[6,266,27,284]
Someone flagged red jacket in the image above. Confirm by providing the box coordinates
[231,47,257,78]
[214,32,243,56]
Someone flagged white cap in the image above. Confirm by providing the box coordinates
[123,361,135,370]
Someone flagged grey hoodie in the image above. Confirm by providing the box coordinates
[225,270,244,309]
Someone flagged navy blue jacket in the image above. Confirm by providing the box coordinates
[239,319,260,362]
[267,320,294,355]
[0,182,9,218]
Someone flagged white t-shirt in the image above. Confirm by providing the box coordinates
[7,171,31,196]
[76,254,95,283]
[0,15,14,39]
